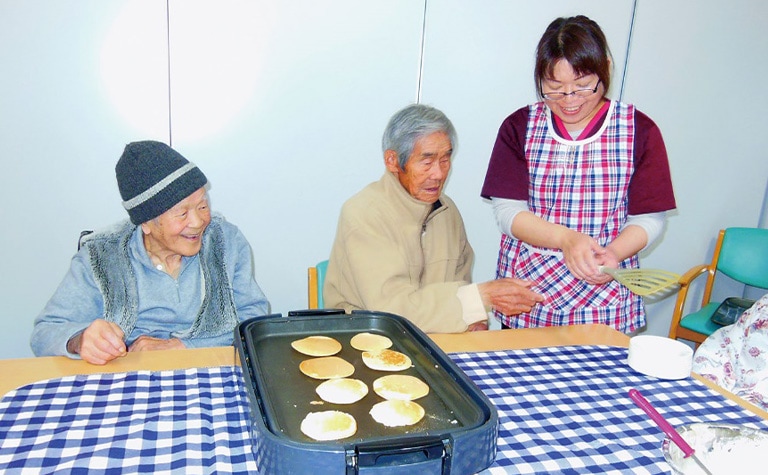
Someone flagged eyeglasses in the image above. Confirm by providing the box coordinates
[540,79,601,101]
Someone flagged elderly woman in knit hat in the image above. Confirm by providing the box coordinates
[31,141,269,365]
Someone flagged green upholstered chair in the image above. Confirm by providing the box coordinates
[307,260,329,309]
[668,227,768,347]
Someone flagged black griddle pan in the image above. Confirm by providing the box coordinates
[235,310,498,474]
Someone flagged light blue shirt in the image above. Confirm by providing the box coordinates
[31,218,269,357]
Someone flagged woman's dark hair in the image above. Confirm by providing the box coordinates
[534,15,612,97]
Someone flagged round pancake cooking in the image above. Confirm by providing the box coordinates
[291,335,342,357]
[362,349,412,372]
[350,332,393,352]
[300,410,357,441]
[299,356,355,379]
[373,374,429,401]
[315,378,369,404]
[370,400,425,427]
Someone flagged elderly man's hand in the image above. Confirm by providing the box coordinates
[467,321,489,332]
[478,278,545,316]
[69,319,127,365]
[128,336,186,352]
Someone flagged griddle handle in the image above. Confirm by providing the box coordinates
[287,308,346,317]
[351,436,447,473]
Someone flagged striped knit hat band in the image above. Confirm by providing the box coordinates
[116,141,208,225]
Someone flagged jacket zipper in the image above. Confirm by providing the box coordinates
[418,202,445,285]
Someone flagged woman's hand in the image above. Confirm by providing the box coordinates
[587,225,648,285]
[511,212,642,286]
[559,229,605,281]
[585,247,619,285]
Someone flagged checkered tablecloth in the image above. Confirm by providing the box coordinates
[0,366,257,474]
[1,345,767,474]
[451,346,768,474]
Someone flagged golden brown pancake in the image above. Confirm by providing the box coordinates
[315,378,369,404]
[300,410,357,441]
[369,400,425,427]
[350,332,393,352]
[361,349,412,372]
[299,356,355,379]
[291,335,342,357]
[372,374,429,401]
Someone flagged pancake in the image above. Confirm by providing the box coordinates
[372,374,429,401]
[350,332,393,352]
[299,356,355,379]
[361,349,412,372]
[315,378,369,404]
[369,400,425,427]
[300,410,357,441]
[291,335,342,357]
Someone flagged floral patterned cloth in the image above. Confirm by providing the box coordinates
[693,293,768,410]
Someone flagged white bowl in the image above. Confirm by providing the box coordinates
[627,335,693,380]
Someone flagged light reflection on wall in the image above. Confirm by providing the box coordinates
[99,1,169,140]
[99,1,266,143]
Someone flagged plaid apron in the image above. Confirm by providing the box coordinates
[494,101,644,333]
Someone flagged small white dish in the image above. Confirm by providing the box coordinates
[627,335,693,380]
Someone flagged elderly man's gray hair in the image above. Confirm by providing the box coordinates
[382,104,458,170]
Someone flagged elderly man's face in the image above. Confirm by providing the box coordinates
[141,187,211,258]
[386,131,452,204]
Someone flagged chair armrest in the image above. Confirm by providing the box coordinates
[308,267,319,309]
[668,264,711,339]
[678,264,709,286]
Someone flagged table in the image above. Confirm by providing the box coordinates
[1,325,767,474]
[0,324,626,398]
[4,325,762,419]
[453,345,768,473]
[431,326,768,421]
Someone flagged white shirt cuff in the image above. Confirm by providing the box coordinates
[457,283,488,325]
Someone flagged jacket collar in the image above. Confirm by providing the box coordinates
[381,172,447,223]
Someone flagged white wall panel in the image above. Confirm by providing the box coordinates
[167,0,425,315]
[1,0,766,360]
[624,0,768,338]
[0,0,169,359]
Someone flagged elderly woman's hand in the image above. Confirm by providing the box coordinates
[128,336,186,352]
[70,319,127,365]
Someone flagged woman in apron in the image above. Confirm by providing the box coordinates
[481,15,676,334]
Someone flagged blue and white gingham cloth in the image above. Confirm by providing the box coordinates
[451,346,768,474]
[0,366,257,474]
[1,345,767,474]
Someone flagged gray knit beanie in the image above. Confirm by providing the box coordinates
[116,140,208,225]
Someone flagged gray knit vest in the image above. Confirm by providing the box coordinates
[81,215,238,340]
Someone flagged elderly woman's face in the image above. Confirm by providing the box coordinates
[386,131,452,204]
[141,187,211,258]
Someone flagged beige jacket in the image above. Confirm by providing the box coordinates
[324,172,483,333]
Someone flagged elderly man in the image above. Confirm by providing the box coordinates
[31,140,269,364]
[324,104,543,333]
